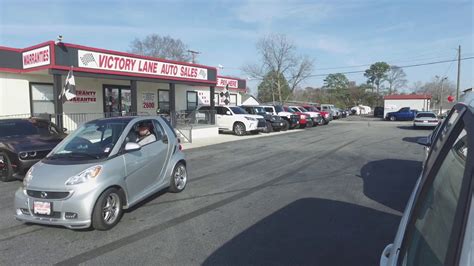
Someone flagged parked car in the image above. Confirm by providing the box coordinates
[385,107,417,121]
[320,104,339,119]
[289,106,323,126]
[15,116,186,230]
[0,118,66,182]
[380,99,473,266]
[196,106,265,136]
[374,106,384,118]
[302,105,332,125]
[261,105,299,130]
[240,105,285,133]
[413,112,439,128]
[283,106,309,128]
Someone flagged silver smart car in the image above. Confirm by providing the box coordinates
[15,116,187,230]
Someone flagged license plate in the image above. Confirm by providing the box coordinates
[33,201,52,215]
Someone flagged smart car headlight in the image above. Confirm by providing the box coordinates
[245,116,257,121]
[23,167,34,187]
[65,165,102,186]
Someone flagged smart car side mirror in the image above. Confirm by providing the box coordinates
[417,137,430,147]
[125,142,141,152]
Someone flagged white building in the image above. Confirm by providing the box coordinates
[0,41,247,141]
[383,94,432,117]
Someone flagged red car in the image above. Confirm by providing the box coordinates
[283,106,309,128]
[302,105,332,125]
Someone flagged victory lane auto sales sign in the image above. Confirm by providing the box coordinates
[78,50,208,81]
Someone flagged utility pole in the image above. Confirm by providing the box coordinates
[456,45,461,102]
[187,50,201,64]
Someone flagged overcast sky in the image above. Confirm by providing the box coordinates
[1,0,472,94]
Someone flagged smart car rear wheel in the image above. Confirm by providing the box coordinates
[0,152,13,182]
[169,163,187,193]
[92,188,123,231]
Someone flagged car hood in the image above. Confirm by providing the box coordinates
[0,135,64,152]
[25,160,99,190]
[235,114,264,119]
[304,111,320,117]
[277,111,294,117]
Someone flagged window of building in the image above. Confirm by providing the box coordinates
[158,90,170,114]
[30,83,54,115]
[230,93,237,106]
[187,91,198,111]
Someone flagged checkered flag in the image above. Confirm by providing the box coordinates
[59,67,76,104]
[80,53,97,66]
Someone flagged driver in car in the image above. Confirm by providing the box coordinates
[137,124,156,146]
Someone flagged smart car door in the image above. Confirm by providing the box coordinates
[122,120,157,203]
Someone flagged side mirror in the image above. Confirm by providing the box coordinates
[226,111,231,115]
[62,127,67,132]
[124,142,141,152]
[417,137,430,147]
[162,134,169,144]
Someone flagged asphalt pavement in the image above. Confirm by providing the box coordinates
[0,118,430,265]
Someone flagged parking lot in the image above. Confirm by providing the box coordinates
[0,118,428,265]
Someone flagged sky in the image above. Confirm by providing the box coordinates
[0,0,472,95]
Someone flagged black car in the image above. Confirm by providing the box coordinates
[240,105,285,132]
[0,118,66,181]
[374,106,384,118]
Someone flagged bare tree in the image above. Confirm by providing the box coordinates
[385,66,407,95]
[242,33,314,103]
[129,34,192,62]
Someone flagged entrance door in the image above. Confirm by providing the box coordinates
[103,85,132,116]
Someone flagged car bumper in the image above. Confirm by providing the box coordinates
[246,121,259,131]
[14,186,98,229]
[414,121,438,127]
[271,121,285,129]
[312,117,323,125]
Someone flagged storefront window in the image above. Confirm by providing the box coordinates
[230,93,237,106]
[187,91,198,111]
[30,83,54,115]
[103,85,132,116]
[158,90,170,114]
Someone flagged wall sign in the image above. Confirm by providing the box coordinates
[142,92,155,109]
[78,50,208,81]
[22,46,50,69]
[70,90,97,103]
[217,77,238,89]
[197,91,210,105]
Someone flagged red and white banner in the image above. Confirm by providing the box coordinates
[217,77,238,89]
[78,50,208,81]
[22,46,50,69]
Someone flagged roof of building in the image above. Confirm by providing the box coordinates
[384,94,432,100]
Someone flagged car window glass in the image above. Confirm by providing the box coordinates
[128,120,157,147]
[152,120,165,141]
[264,107,273,113]
[402,128,467,266]
[460,195,474,266]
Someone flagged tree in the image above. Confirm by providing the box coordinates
[129,34,192,62]
[415,76,456,110]
[257,71,291,103]
[243,33,313,103]
[323,73,349,90]
[364,62,390,95]
[386,66,407,95]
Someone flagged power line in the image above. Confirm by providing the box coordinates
[308,56,474,78]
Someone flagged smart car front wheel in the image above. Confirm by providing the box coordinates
[92,187,123,230]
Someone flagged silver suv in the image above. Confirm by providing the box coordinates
[15,116,186,230]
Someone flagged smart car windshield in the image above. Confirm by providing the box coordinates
[0,119,60,138]
[48,119,129,160]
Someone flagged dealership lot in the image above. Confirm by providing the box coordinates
[0,119,427,265]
